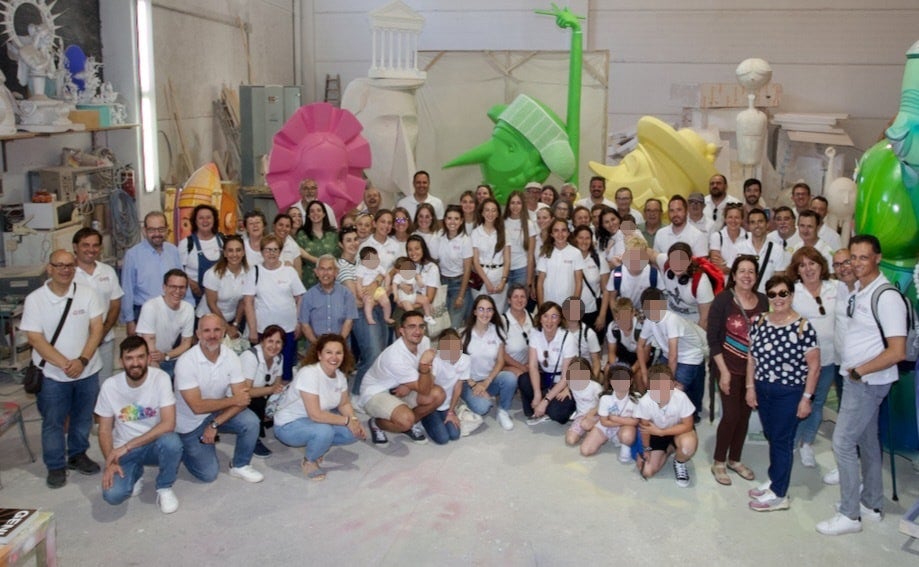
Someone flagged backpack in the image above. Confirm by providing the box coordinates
[690,257,725,298]
[869,283,918,370]
[611,264,659,293]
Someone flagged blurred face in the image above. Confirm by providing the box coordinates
[551,221,570,246]
[575,229,592,252]
[623,248,646,273]
[609,369,631,397]
[74,234,102,265]
[797,216,817,243]
[340,231,360,257]
[315,259,337,287]
[792,185,811,209]
[744,183,762,205]
[541,188,556,205]
[573,209,590,228]
[444,211,462,235]
[318,339,344,375]
[774,211,795,238]
[724,207,743,230]
[121,346,149,382]
[849,242,881,284]
[475,185,491,203]
[589,179,605,199]
[668,200,686,227]
[438,335,462,364]
[474,299,495,325]
[540,307,562,331]
[482,202,499,224]
[416,208,433,231]
[356,215,373,239]
[361,253,380,270]
[509,288,528,311]
[643,299,667,323]
[245,216,264,238]
[274,218,292,240]
[375,214,393,238]
[797,255,822,285]
[832,250,854,284]
[413,173,430,198]
[261,332,284,359]
[144,215,167,248]
[568,365,592,391]
[621,220,637,234]
[613,307,634,329]
[668,249,691,275]
[615,189,632,211]
[563,298,582,322]
[709,175,727,199]
[747,212,768,238]
[733,259,757,291]
[224,240,244,266]
[195,208,215,234]
[644,202,662,225]
[399,267,417,281]
[649,377,672,405]
[406,240,423,263]
[163,274,188,307]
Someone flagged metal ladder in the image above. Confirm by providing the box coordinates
[324,74,341,107]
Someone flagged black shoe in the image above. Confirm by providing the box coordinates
[68,453,101,475]
[368,418,389,446]
[253,439,272,458]
[47,468,67,489]
[403,422,428,444]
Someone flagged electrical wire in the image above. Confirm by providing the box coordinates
[110,186,140,252]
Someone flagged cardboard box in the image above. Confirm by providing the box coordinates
[68,109,101,129]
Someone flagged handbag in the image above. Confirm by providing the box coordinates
[455,401,484,437]
[24,286,74,395]
[468,270,484,291]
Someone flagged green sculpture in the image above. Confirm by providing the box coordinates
[443,4,584,203]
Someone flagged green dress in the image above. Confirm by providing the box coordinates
[295,229,340,289]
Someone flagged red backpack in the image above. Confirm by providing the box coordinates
[690,256,725,297]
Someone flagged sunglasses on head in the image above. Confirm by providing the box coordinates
[767,289,791,299]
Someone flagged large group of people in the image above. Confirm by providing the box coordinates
[22,171,912,539]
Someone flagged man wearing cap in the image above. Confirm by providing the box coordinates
[687,192,715,239]
[398,170,444,219]
[525,181,550,221]
[703,174,741,232]
[576,177,615,210]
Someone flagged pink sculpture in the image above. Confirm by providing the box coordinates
[266,103,372,220]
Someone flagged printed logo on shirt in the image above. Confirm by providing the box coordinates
[71,308,87,316]
[119,404,159,422]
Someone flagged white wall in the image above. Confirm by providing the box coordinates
[305,0,919,163]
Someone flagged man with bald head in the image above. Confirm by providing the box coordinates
[173,314,264,483]
[22,249,105,488]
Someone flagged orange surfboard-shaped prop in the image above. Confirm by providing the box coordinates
[170,163,238,242]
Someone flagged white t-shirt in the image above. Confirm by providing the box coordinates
[529,328,578,379]
[361,235,402,272]
[173,345,244,433]
[598,392,637,419]
[580,252,610,314]
[603,231,626,265]
[94,367,175,449]
[356,263,387,287]
[606,264,663,308]
[359,336,432,403]
[432,233,472,278]
[606,317,642,356]
[413,231,440,255]
[703,194,742,232]
[688,215,715,239]
[654,223,708,258]
[273,363,348,426]
[136,296,195,353]
[471,225,507,267]
[433,354,471,411]
[767,230,799,271]
[656,253,714,325]
[199,266,249,319]
[21,282,105,382]
[239,344,283,388]
[818,224,842,251]
[563,323,602,360]
[397,194,445,219]
[840,274,907,386]
[537,245,585,305]
[243,236,263,267]
[576,197,614,210]
[465,323,504,381]
[74,261,124,343]
[179,234,223,284]
[709,227,749,269]
[503,311,533,365]
[279,235,301,266]
[640,311,706,364]
[792,280,838,366]
[787,238,836,274]
[736,238,783,294]
[571,380,603,417]
[833,281,855,366]
[634,388,696,429]
[505,217,536,271]
[242,264,306,333]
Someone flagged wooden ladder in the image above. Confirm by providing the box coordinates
[324,74,341,107]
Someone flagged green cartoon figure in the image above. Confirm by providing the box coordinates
[443,4,583,203]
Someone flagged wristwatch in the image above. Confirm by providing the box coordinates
[849,368,862,382]
[78,356,89,366]
[164,354,172,362]
[209,420,219,430]
[802,392,814,401]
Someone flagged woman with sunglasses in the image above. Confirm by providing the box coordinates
[522,302,577,425]
[745,275,819,512]
[460,295,517,430]
[707,255,767,486]
[709,204,748,275]
[788,246,838,470]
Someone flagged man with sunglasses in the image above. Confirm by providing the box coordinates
[121,211,191,337]
[816,235,907,536]
[703,174,741,232]
[687,192,715,239]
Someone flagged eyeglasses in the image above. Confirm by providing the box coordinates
[832,259,851,269]
[50,262,75,269]
[145,227,167,233]
[394,218,408,224]
[263,247,280,253]
[847,294,856,318]
[165,284,187,291]
[476,306,495,313]
[815,295,826,316]
[766,289,791,299]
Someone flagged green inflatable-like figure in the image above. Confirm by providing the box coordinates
[443,4,583,203]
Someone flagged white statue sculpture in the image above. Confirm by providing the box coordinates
[824,147,856,248]
[0,68,17,135]
[735,58,773,167]
[7,21,55,98]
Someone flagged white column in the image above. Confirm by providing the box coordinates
[371,28,378,71]
[387,28,393,71]
[396,30,403,70]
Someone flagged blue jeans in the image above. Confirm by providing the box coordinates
[442,275,471,329]
[755,380,802,498]
[178,409,260,482]
[661,357,705,422]
[421,409,460,445]
[508,266,528,287]
[37,373,100,471]
[274,414,358,462]
[461,371,517,414]
[159,358,177,381]
[281,331,297,381]
[795,364,836,446]
[350,306,387,395]
[102,433,183,505]
[832,378,890,519]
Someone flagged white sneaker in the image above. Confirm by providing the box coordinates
[618,444,632,464]
[156,488,179,514]
[835,501,883,522]
[799,443,817,468]
[229,465,264,483]
[822,468,840,485]
[423,315,437,326]
[526,415,550,426]
[131,477,144,497]
[816,513,862,536]
[496,409,514,431]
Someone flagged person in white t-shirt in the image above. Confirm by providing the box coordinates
[563,358,604,446]
[709,204,748,274]
[637,288,707,422]
[523,302,578,425]
[434,205,474,328]
[239,326,286,458]
[355,247,394,325]
[397,170,445,219]
[605,297,645,372]
[136,269,195,379]
[606,237,663,311]
[200,235,250,333]
[654,195,709,258]
[536,219,584,306]
[420,329,469,444]
[178,204,224,305]
[503,190,537,289]
[656,242,715,329]
[579,364,639,462]
[471,198,511,312]
[634,365,698,487]
[96,336,182,513]
[273,334,365,480]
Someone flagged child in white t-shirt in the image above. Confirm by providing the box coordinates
[355,247,394,325]
[634,364,698,488]
[392,256,435,323]
[580,364,639,463]
[421,329,470,444]
[564,358,604,446]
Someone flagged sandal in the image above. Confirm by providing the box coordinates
[711,462,732,486]
[727,461,755,481]
[635,453,650,481]
[301,459,327,481]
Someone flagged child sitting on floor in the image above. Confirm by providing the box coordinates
[564,357,604,446]
[580,363,639,463]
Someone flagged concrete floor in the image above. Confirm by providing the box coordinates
[2,377,919,566]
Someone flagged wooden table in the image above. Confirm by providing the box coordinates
[0,512,56,567]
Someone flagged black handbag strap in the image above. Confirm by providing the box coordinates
[39,283,75,368]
